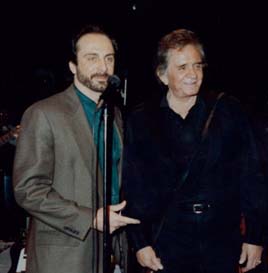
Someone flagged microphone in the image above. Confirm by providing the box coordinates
[97,75,121,109]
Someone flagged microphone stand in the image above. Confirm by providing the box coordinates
[102,101,114,273]
[98,74,121,273]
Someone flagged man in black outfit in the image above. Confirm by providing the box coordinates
[123,29,267,273]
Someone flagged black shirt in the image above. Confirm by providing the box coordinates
[123,93,267,251]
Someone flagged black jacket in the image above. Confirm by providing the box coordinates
[123,93,267,252]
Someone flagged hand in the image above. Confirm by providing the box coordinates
[239,243,263,272]
[136,246,163,272]
[0,124,20,146]
[93,200,140,233]
[0,240,14,253]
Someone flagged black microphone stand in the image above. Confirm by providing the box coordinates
[98,75,121,273]
[102,101,114,273]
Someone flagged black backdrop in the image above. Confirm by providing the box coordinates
[1,2,268,267]
[0,0,267,116]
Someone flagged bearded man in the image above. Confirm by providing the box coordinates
[13,25,139,273]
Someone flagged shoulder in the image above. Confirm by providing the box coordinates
[203,90,242,110]
[210,92,247,120]
[125,104,146,124]
[22,85,78,118]
[201,91,250,131]
[126,96,162,124]
[220,94,242,109]
[125,103,157,135]
[210,94,253,136]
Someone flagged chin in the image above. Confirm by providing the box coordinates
[184,89,200,97]
[92,83,107,92]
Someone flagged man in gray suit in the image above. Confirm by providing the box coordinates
[12,25,140,273]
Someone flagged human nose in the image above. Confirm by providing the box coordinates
[97,58,108,73]
[186,66,198,78]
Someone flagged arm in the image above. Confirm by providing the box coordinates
[122,111,163,270]
[13,104,140,239]
[13,105,93,240]
[238,109,266,270]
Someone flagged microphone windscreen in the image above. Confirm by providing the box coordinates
[108,75,121,88]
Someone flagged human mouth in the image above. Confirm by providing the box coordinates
[92,74,109,81]
[184,80,197,85]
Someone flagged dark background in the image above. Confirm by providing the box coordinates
[1,1,268,263]
[0,0,268,122]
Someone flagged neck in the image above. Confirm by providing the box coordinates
[74,78,101,103]
[167,91,197,118]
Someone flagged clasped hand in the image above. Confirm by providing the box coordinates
[136,246,164,272]
[239,243,263,272]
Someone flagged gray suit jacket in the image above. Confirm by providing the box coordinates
[13,85,126,273]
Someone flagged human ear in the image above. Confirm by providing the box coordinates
[157,68,168,85]
[69,61,77,75]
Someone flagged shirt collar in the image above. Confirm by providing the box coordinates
[160,93,203,111]
[74,85,98,110]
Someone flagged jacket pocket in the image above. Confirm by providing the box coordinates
[36,230,80,247]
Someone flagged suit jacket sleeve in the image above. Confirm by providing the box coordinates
[13,104,93,241]
[238,108,267,245]
[123,111,154,252]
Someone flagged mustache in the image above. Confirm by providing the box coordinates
[90,73,110,80]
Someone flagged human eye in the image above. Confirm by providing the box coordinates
[86,55,98,62]
[194,63,204,70]
[177,64,186,71]
[106,55,115,64]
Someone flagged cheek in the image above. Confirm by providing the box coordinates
[198,72,204,83]
[80,64,96,76]
[80,59,96,71]
[107,63,115,74]
[171,74,184,86]
[197,68,203,77]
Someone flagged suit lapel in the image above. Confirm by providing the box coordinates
[64,87,95,167]
[62,86,123,202]
[114,108,123,187]
[61,86,104,203]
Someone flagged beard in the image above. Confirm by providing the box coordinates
[76,68,109,93]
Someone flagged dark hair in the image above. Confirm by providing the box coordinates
[70,24,118,64]
[155,28,205,76]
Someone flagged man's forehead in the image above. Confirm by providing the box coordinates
[168,46,202,62]
[77,33,114,52]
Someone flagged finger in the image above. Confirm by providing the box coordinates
[252,259,262,268]
[150,262,162,271]
[118,215,141,224]
[152,257,163,270]
[151,264,159,271]
[110,227,116,234]
[148,259,160,272]
[239,250,247,265]
[110,200,127,212]
[241,260,255,273]
[110,211,140,224]
[109,220,129,233]
[156,258,163,269]
[109,212,137,225]
[110,222,127,231]
[241,265,252,272]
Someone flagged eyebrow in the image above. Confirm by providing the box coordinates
[177,61,204,66]
[83,53,115,58]
[105,53,115,58]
